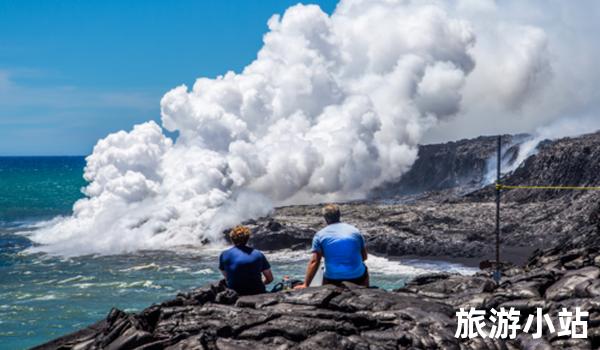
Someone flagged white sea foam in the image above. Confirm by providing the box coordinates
[166,265,191,273]
[35,279,58,285]
[267,250,477,277]
[73,280,161,290]
[119,263,160,272]
[398,259,479,276]
[15,293,33,300]
[57,275,95,284]
[30,294,60,301]
[266,249,315,263]
[366,255,430,276]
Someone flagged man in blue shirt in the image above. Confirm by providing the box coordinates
[219,225,273,295]
[296,204,369,288]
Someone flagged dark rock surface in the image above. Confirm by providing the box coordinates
[469,131,600,202]
[245,219,315,252]
[370,134,529,199]
[246,190,597,264]
[33,281,460,350]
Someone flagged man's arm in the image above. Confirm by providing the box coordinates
[219,253,227,278]
[295,251,322,289]
[359,231,367,261]
[262,269,274,285]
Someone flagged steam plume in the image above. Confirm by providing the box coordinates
[29,0,545,256]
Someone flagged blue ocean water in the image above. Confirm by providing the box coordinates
[0,157,477,350]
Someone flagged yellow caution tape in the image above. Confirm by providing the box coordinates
[496,184,600,191]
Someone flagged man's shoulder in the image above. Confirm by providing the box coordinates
[341,222,359,231]
[315,227,326,236]
[221,246,238,256]
[251,247,265,257]
[333,222,359,234]
[220,247,230,256]
[315,225,334,238]
[316,222,359,235]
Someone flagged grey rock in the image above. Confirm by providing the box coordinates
[545,267,600,301]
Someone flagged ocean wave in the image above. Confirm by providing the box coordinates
[400,259,479,276]
[119,263,160,272]
[57,275,95,284]
[266,250,478,277]
[35,279,58,285]
[165,265,191,273]
[14,292,33,300]
[73,280,161,290]
[30,294,60,301]
[365,255,430,276]
[265,250,314,263]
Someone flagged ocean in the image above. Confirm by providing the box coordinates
[0,157,477,349]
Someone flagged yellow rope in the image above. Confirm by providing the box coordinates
[496,184,600,191]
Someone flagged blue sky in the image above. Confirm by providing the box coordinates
[0,0,338,156]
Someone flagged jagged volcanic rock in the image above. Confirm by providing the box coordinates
[470,131,600,203]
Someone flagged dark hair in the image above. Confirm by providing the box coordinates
[322,204,341,224]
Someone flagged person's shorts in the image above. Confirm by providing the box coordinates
[323,266,369,287]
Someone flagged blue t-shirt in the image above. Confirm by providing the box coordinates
[312,222,366,280]
[219,245,271,295]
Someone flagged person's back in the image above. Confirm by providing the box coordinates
[219,226,273,296]
[314,222,365,280]
[219,245,270,295]
[296,204,369,289]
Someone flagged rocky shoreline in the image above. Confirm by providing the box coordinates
[33,219,600,349]
[246,194,594,265]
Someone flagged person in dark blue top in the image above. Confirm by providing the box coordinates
[219,225,273,295]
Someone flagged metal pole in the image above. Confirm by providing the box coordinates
[494,135,501,284]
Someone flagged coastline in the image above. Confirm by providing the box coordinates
[395,244,538,268]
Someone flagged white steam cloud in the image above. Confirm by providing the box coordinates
[29,0,554,256]
[425,0,600,143]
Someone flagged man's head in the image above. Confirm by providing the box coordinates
[322,204,341,225]
[229,225,251,246]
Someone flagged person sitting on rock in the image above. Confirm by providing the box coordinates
[219,225,274,295]
[296,204,369,289]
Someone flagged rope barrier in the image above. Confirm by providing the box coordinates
[496,184,600,191]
